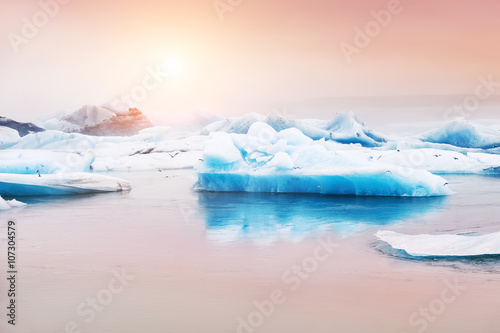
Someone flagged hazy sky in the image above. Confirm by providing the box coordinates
[1,0,499,124]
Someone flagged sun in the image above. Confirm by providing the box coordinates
[161,57,184,78]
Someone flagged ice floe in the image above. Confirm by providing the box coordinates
[0,173,131,196]
[376,230,500,256]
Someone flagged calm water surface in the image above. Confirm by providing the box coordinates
[1,170,500,333]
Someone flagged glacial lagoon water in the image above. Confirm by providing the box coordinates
[1,170,500,333]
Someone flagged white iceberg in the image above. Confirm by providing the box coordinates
[8,129,205,172]
[195,123,453,197]
[12,130,99,150]
[0,149,95,174]
[0,195,27,210]
[0,173,131,196]
[420,118,500,149]
[0,126,20,149]
[376,230,500,256]
[362,148,500,174]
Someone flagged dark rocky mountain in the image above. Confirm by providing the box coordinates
[0,116,45,137]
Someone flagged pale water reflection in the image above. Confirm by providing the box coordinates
[199,191,446,244]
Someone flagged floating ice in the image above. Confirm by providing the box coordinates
[12,130,100,151]
[360,148,500,174]
[4,113,500,176]
[195,123,453,197]
[0,195,27,210]
[0,173,131,196]
[324,112,386,147]
[0,126,20,149]
[8,129,205,172]
[0,150,95,174]
[201,112,386,147]
[420,118,500,149]
[376,230,500,256]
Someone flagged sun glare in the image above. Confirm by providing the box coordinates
[161,57,184,77]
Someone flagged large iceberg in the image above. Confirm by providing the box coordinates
[0,173,131,196]
[195,122,453,197]
[376,230,500,257]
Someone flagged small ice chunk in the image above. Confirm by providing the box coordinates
[0,196,27,210]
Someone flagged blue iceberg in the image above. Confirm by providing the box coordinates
[195,123,453,197]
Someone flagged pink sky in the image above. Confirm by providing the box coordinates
[1,0,499,123]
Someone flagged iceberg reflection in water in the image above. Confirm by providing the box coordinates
[198,192,446,244]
